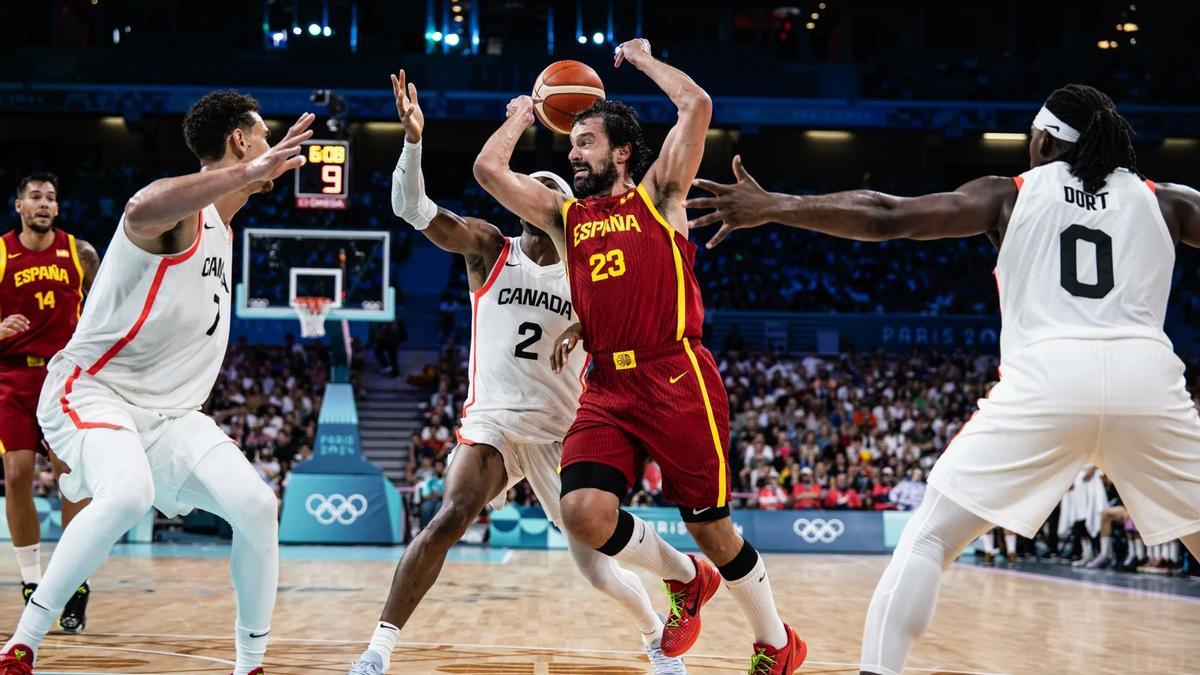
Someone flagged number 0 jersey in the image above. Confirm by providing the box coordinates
[0,228,85,360]
[459,237,587,443]
[52,205,232,414]
[562,184,705,356]
[998,161,1173,362]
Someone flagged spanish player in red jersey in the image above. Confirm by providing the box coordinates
[475,39,805,674]
[0,172,99,631]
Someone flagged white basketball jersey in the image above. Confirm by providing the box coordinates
[996,161,1174,362]
[54,204,232,413]
[460,237,587,442]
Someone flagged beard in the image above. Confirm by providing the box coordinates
[572,158,619,198]
[23,216,53,234]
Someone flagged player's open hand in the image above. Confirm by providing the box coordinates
[686,155,775,248]
[614,38,651,68]
[391,69,424,143]
[246,112,315,187]
[0,314,30,341]
[506,95,536,128]
[550,323,583,373]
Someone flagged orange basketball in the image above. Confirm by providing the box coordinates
[532,60,605,135]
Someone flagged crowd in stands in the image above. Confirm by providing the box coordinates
[202,337,344,499]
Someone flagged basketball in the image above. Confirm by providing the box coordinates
[532,60,605,135]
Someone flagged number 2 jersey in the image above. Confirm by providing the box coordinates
[998,161,1172,363]
[459,237,587,443]
[0,228,85,360]
[562,184,705,355]
[52,205,232,414]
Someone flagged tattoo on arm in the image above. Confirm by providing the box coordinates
[77,239,100,295]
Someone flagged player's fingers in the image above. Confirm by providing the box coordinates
[691,178,729,195]
[706,225,734,249]
[398,68,407,93]
[408,81,419,105]
[732,155,749,181]
[390,73,400,97]
[688,211,724,229]
[277,129,314,151]
[683,197,719,210]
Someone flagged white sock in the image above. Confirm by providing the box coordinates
[367,621,400,670]
[3,597,56,656]
[1099,536,1112,559]
[1135,540,1146,559]
[13,544,40,584]
[1004,533,1017,556]
[611,512,695,583]
[723,549,787,649]
[1167,542,1180,563]
[566,536,662,643]
[234,624,269,675]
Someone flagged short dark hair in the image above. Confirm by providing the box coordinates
[574,100,654,181]
[182,90,261,162]
[17,172,58,198]
[1044,84,1138,194]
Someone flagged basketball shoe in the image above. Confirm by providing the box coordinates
[0,644,34,675]
[347,650,384,675]
[659,554,720,658]
[58,582,89,633]
[230,669,264,675]
[20,583,36,605]
[747,624,807,675]
[644,638,687,674]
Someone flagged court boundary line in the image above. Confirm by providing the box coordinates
[68,631,1009,674]
[39,640,236,665]
[959,563,1200,605]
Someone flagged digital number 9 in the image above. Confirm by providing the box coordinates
[321,164,343,194]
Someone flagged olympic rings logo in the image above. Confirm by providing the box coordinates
[792,518,846,544]
[305,493,369,525]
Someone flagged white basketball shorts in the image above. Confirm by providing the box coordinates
[37,359,234,518]
[455,411,565,525]
[929,337,1200,545]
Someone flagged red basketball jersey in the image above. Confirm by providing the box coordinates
[0,228,85,359]
[562,184,705,355]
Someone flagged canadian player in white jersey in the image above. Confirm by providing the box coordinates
[686,83,1200,675]
[346,71,683,675]
[0,92,316,675]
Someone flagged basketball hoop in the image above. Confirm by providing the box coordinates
[292,296,333,338]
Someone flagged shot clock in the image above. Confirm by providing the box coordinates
[295,140,350,209]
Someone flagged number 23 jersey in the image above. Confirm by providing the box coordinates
[998,161,1172,362]
[460,237,587,443]
[54,205,232,414]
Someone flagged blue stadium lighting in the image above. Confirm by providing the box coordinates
[308,23,321,36]
[445,33,461,46]
[322,26,332,37]
[577,35,588,44]
[292,26,302,35]
[592,32,604,44]
[430,31,443,42]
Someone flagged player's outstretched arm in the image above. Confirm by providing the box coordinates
[76,239,99,295]
[619,39,713,205]
[473,96,566,235]
[389,70,505,259]
[1153,183,1200,248]
[123,113,315,241]
[686,156,1014,248]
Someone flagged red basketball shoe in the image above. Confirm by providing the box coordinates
[0,644,34,675]
[748,624,807,675]
[659,554,721,657]
[230,669,264,675]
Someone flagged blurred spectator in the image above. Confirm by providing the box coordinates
[890,468,928,511]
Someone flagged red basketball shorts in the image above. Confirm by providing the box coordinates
[0,359,49,456]
[562,338,731,512]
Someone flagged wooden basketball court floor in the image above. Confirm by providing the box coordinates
[1,543,1196,674]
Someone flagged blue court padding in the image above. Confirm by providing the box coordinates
[0,497,153,544]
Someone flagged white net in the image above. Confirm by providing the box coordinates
[292,297,333,338]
